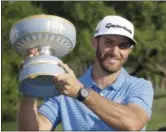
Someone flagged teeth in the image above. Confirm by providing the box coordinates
[107,57,118,64]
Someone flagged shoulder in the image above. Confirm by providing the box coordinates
[128,75,152,87]
[125,74,154,95]
[119,68,153,94]
[120,68,153,92]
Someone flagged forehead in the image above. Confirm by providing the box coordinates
[100,35,131,43]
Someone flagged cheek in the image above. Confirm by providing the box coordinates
[98,45,107,56]
[120,50,130,59]
[101,45,112,54]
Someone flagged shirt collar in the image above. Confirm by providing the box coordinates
[80,66,129,90]
[111,68,129,90]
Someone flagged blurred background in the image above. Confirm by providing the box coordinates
[1,1,166,130]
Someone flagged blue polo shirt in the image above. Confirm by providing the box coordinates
[38,67,154,130]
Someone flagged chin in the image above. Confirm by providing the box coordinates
[107,67,121,73]
[103,63,121,74]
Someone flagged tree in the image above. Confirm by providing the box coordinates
[2,1,44,121]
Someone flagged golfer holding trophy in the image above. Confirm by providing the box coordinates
[11,15,153,131]
[10,14,76,98]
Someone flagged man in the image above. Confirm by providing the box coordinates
[18,15,154,131]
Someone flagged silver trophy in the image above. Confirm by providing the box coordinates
[10,14,76,98]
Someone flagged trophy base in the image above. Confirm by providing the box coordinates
[19,55,65,98]
[19,75,61,98]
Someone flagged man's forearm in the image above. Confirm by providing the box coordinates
[18,96,39,130]
[83,89,142,130]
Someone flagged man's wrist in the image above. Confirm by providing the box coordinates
[21,95,37,102]
[76,87,90,102]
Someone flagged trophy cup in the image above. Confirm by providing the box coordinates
[10,14,76,98]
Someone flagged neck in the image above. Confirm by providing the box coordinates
[92,60,121,89]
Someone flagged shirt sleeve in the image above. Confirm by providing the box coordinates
[38,97,61,127]
[126,79,154,119]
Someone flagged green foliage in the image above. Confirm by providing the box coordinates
[147,97,166,130]
[2,1,44,121]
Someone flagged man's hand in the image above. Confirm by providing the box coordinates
[53,62,84,98]
[18,48,39,70]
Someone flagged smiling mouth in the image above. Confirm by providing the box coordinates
[105,57,120,64]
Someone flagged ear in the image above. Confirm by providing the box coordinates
[92,37,98,49]
[128,48,133,54]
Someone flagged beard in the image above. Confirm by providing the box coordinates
[96,44,127,74]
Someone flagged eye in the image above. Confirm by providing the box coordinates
[119,43,133,49]
[105,40,114,46]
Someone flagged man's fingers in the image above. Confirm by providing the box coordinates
[28,48,39,55]
[53,74,71,82]
[58,63,73,74]
[24,48,39,59]
[55,84,70,96]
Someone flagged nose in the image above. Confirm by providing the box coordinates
[108,44,119,53]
